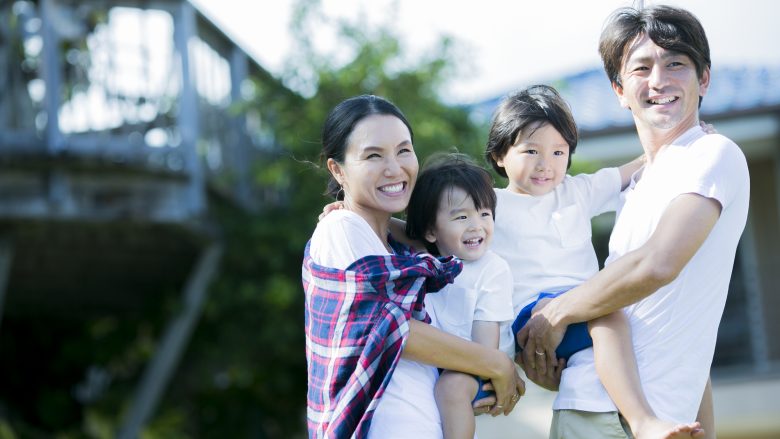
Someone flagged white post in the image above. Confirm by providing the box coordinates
[0,237,13,331]
[116,243,222,439]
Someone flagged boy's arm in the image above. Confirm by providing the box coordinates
[389,217,429,251]
[615,122,716,191]
[471,320,500,350]
[697,377,716,439]
[518,193,722,372]
[618,154,645,190]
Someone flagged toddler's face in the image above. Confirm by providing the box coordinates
[426,186,493,261]
[495,122,569,196]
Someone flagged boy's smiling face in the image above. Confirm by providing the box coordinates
[495,122,569,196]
[425,186,494,261]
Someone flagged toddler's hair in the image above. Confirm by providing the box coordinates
[406,152,496,256]
[485,84,578,178]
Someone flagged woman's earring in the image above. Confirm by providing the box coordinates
[336,186,345,201]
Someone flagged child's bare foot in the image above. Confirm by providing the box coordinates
[633,418,704,439]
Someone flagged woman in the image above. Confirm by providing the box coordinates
[303,95,523,438]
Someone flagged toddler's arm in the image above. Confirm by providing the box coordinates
[472,320,500,350]
[618,154,645,190]
[388,217,426,250]
[616,121,717,191]
[696,377,715,439]
[318,202,425,250]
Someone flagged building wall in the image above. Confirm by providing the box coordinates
[747,158,780,364]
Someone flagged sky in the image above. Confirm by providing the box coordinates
[190,0,780,104]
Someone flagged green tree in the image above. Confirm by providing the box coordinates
[162,1,485,437]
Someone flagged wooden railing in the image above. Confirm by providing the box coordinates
[0,0,272,222]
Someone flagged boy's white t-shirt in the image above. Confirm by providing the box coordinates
[424,250,516,357]
[555,127,750,422]
[309,209,443,438]
[492,167,623,316]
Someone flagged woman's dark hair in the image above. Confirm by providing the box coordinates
[405,153,496,256]
[599,5,711,103]
[320,94,414,200]
[484,85,578,178]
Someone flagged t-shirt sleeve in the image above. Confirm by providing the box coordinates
[473,255,515,323]
[567,167,623,217]
[309,211,389,269]
[674,134,749,209]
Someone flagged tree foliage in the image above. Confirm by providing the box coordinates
[159,1,485,438]
[0,1,486,437]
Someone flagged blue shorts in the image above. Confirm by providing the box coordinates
[436,369,494,403]
[472,376,493,403]
[511,289,593,361]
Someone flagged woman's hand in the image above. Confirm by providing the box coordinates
[479,355,525,416]
[472,372,525,416]
[318,201,345,221]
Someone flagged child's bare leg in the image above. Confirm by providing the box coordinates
[435,370,479,439]
[589,312,703,439]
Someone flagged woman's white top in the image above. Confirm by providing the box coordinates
[309,209,443,438]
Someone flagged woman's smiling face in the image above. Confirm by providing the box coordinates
[328,114,418,220]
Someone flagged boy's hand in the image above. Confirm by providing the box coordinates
[700,120,717,135]
[319,201,345,221]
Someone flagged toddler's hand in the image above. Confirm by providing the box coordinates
[700,120,718,134]
[318,201,345,221]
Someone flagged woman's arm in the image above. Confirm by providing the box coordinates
[404,320,523,415]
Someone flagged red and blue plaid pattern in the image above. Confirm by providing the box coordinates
[302,239,462,439]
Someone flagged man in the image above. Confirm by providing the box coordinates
[517,5,750,439]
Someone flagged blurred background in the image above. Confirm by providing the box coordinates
[0,0,778,437]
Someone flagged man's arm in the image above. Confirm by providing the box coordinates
[519,192,722,371]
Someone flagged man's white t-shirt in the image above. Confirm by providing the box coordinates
[425,250,515,357]
[492,168,623,316]
[555,126,750,422]
[309,209,443,438]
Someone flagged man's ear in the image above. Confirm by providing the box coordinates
[698,67,711,97]
[612,81,629,109]
[326,158,344,186]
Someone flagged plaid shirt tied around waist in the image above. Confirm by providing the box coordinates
[302,239,462,439]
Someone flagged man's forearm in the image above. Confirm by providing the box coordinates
[546,245,669,327]
[546,193,722,327]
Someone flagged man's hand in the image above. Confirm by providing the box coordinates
[515,304,567,375]
[515,353,565,391]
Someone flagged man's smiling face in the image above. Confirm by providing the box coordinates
[613,34,710,135]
